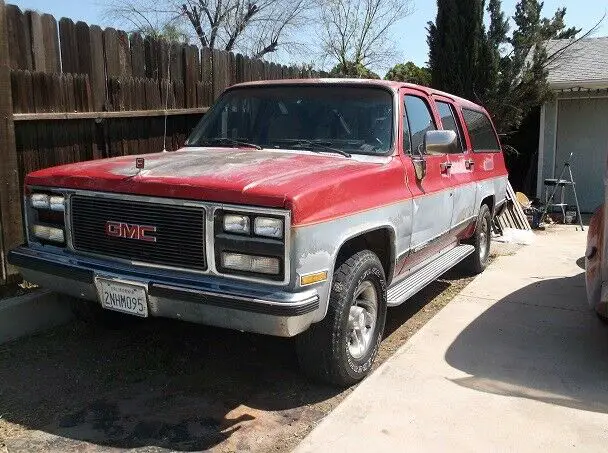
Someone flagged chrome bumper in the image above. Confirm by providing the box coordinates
[8,246,319,337]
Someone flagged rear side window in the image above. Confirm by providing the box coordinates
[462,109,501,152]
[436,101,464,152]
[404,95,436,154]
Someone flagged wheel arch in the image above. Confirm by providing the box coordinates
[333,226,397,286]
[480,194,496,217]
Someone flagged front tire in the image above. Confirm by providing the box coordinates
[296,250,387,387]
[462,204,492,275]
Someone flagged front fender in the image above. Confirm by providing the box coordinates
[291,200,412,322]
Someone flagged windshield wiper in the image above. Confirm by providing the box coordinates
[290,140,351,158]
[196,137,263,150]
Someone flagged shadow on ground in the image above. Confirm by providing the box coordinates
[446,272,608,414]
[0,271,465,452]
[0,316,337,452]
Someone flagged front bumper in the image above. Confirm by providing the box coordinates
[8,246,319,337]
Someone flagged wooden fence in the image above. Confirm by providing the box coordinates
[0,0,318,284]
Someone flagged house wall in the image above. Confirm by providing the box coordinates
[537,90,608,213]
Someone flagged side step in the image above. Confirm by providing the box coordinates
[387,244,475,307]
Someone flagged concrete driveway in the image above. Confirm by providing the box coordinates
[296,226,608,452]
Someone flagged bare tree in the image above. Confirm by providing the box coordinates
[318,0,413,72]
[105,0,313,59]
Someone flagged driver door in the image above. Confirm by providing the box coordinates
[396,89,454,276]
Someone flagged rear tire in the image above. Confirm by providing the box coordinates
[296,250,387,387]
[462,204,492,275]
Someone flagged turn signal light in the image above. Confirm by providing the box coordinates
[300,271,328,286]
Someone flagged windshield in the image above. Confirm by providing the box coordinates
[186,86,395,156]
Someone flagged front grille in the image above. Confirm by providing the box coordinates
[70,195,206,271]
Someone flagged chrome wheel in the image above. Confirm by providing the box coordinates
[347,281,378,360]
[479,215,490,260]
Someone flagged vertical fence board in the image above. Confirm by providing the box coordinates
[184,45,197,108]
[74,21,91,75]
[28,11,45,71]
[130,33,145,78]
[173,79,184,108]
[6,5,31,70]
[88,25,105,111]
[159,39,168,80]
[0,0,22,282]
[41,14,59,73]
[58,18,77,73]
[228,52,236,86]
[212,49,229,100]
[144,36,160,79]
[201,47,212,105]
[117,30,131,77]
[169,42,183,83]
[103,28,120,79]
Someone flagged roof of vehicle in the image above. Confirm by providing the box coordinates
[230,78,485,111]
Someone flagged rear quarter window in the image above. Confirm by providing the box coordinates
[462,108,501,153]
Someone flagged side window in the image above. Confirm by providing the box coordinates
[436,101,465,152]
[404,95,436,154]
[402,100,412,153]
[462,108,501,152]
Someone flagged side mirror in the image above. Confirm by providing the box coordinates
[424,130,458,155]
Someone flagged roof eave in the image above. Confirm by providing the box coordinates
[550,79,608,90]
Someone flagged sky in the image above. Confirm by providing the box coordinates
[8,0,608,74]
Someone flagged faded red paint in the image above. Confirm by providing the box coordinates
[24,79,508,227]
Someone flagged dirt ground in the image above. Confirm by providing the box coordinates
[0,245,516,453]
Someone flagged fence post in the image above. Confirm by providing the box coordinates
[0,0,23,283]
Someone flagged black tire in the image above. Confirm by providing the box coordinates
[69,297,137,329]
[296,250,387,387]
[461,204,492,275]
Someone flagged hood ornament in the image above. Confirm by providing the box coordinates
[136,158,145,169]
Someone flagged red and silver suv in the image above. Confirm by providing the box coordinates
[10,79,508,386]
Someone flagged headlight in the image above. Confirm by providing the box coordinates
[49,195,65,212]
[223,214,250,234]
[31,193,50,209]
[32,225,65,243]
[254,217,283,238]
[30,194,65,211]
[221,252,280,275]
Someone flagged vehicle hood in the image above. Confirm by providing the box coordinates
[26,148,405,225]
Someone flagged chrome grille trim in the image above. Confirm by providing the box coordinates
[30,187,292,286]
[71,195,207,271]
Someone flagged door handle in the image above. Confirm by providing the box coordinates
[440,162,452,174]
[465,159,475,170]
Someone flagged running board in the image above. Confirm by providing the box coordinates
[387,244,475,307]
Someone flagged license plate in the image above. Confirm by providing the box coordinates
[96,279,148,317]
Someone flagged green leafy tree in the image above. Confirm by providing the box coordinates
[488,0,581,132]
[329,62,380,79]
[384,62,431,86]
[428,0,583,132]
[427,0,486,100]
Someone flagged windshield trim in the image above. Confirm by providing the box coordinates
[185,83,398,157]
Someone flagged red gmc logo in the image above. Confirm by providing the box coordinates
[105,221,157,242]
